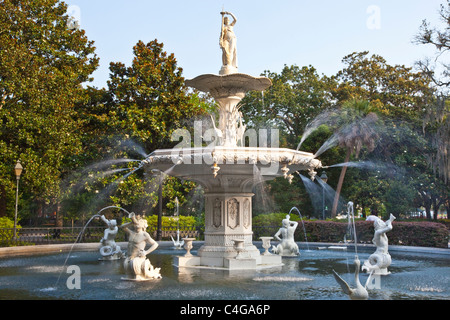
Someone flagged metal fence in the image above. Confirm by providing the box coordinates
[0,226,201,247]
[0,226,278,247]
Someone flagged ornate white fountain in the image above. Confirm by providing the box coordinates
[142,11,322,270]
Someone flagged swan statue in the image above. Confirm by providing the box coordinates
[332,258,373,300]
[210,115,223,145]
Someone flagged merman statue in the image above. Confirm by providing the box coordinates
[272,214,300,256]
[98,215,123,260]
[362,214,396,275]
[120,212,161,281]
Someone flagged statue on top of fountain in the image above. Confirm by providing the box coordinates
[120,212,161,281]
[98,215,123,260]
[272,214,300,256]
[362,213,396,275]
[219,11,238,75]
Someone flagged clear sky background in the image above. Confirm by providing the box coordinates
[64,0,445,89]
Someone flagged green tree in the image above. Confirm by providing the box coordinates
[413,1,450,218]
[240,65,334,147]
[0,0,98,222]
[107,39,205,152]
[414,0,449,90]
[331,51,433,118]
[329,100,381,218]
[63,39,209,222]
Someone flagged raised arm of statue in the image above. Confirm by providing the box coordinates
[374,214,396,236]
[224,11,237,26]
[100,215,109,226]
[120,221,131,235]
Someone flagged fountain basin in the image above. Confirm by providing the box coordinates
[185,73,272,100]
[0,242,448,300]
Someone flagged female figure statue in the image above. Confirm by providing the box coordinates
[219,11,238,74]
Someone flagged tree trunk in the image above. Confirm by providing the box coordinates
[423,199,432,220]
[55,202,63,227]
[331,148,351,218]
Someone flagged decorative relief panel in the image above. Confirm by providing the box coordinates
[213,198,222,228]
[243,199,251,229]
[227,198,239,229]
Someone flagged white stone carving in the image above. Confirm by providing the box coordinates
[183,238,196,257]
[213,198,222,228]
[227,198,239,229]
[243,199,251,229]
[333,258,370,300]
[98,215,123,260]
[120,213,161,281]
[143,10,322,271]
[272,214,300,256]
[362,214,396,275]
[219,11,238,75]
[260,237,273,256]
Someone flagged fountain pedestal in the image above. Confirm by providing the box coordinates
[197,192,261,267]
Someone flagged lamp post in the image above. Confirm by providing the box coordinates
[151,169,163,241]
[320,171,328,220]
[14,160,23,241]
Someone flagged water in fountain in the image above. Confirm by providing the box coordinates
[117,139,149,159]
[299,172,347,219]
[288,207,310,252]
[298,174,322,215]
[315,176,342,209]
[313,110,383,159]
[325,160,400,177]
[314,133,339,158]
[252,163,275,214]
[171,197,184,249]
[345,202,358,257]
[296,109,337,151]
[60,158,140,195]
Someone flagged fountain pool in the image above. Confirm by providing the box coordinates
[0,243,448,300]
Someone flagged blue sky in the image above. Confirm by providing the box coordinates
[64,0,445,89]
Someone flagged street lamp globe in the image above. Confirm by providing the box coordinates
[320,171,328,183]
[15,160,23,179]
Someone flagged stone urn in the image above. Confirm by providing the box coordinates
[233,239,245,259]
[259,237,274,255]
[183,238,196,257]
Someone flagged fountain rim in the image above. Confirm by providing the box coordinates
[141,146,323,183]
[1,241,449,258]
[185,72,273,93]
[143,146,322,165]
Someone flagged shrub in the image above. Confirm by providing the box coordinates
[255,216,448,248]
[145,215,196,229]
[0,217,22,246]
[253,213,301,226]
[387,221,448,248]
[0,217,17,229]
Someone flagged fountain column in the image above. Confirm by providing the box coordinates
[200,191,260,267]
